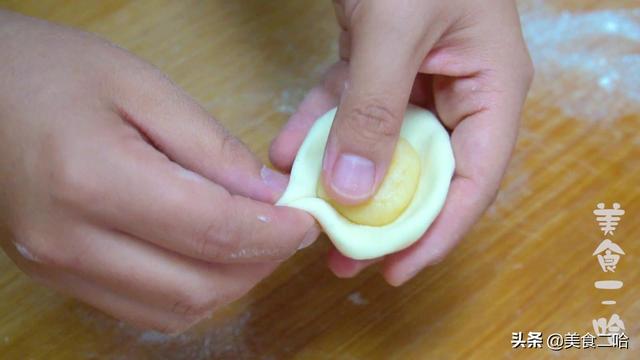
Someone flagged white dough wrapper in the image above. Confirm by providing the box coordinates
[276,105,455,260]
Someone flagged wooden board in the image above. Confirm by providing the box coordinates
[0,1,638,359]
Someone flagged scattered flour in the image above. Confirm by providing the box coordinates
[518,0,640,121]
[136,310,254,359]
[75,306,257,359]
[347,292,369,306]
[137,330,173,344]
[276,88,308,115]
[274,42,337,115]
[489,0,640,217]
[487,172,532,218]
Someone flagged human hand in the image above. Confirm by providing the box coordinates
[0,11,317,332]
[270,0,533,285]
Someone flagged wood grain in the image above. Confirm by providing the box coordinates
[0,1,638,359]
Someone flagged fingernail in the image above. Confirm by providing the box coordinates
[331,153,375,198]
[14,242,39,262]
[260,166,289,195]
[299,225,321,249]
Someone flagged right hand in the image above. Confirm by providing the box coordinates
[271,0,533,285]
[0,11,318,333]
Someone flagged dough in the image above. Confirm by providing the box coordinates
[276,105,455,260]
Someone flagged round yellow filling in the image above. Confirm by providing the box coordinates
[317,138,421,226]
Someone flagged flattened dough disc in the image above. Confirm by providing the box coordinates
[277,105,455,260]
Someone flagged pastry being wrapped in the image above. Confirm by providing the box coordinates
[277,105,455,260]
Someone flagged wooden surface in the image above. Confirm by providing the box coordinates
[0,1,638,359]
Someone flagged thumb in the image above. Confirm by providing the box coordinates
[322,2,434,205]
[113,68,288,204]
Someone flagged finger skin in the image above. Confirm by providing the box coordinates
[109,51,283,204]
[321,1,445,206]
[7,222,277,322]
[103,62,319,262]
[40,272,197,333]
[382,66,532,286]
[327,246,380,278]
[48,112,315,263]
[1,239,196,333]
[379,0,533,286]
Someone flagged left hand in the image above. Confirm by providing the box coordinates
[270,0,533,285]
[0,10,318,332]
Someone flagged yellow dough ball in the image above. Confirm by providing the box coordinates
[317,138,421,226]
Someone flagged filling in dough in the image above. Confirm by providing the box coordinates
[277,105,455,260]
[317,138,421,226]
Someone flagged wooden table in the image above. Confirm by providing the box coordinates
[0,1,638,359]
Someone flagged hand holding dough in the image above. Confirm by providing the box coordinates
[277,105,455,260]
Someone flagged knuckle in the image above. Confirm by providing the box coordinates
[344,101,400,143]
[216,129,245,165]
